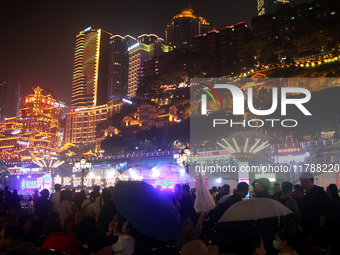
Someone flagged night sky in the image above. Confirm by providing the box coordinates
[1,0,257,105]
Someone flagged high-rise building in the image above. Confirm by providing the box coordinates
[165,7,214,49]
[0,78,21,121]
[257,0,290,16]
[64,99,122,145]
[71,27,112,107]
[107,35,137,100]
[127,34,172,97]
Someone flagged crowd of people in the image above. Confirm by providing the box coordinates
[0,172,339,255]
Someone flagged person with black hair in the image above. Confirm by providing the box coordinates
[273,229,298,255]
[243,232,266,255]
[81,191,98,220]
[216,182,249,221]
[271,183,283,201]
[279,182,301,221]
[299,172,330,249]
[216,184,231,205]
[97,188,117,232]
[35,189,51,232]
[292,185,304,203]
[179,184,195,218]
[0,225,39,254]
[49,183,61,212]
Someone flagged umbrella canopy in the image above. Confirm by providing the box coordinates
[87,166,120,179]
[163,171,195,185]
[151,163,185,176]
[194,173,215,213]
[112,181,182,242]
[122,167,158,180]
[219,198,293,223]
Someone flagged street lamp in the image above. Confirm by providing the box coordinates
[179,145,190,173]
[75,155,91,190]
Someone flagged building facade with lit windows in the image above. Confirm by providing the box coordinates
[71,27,112,107]
[0,87,66,161]
[121,103,178,131]
[165,7,214,49]
[108,35,137,100]
[127,34,172,97]
[0,78,21,121]
[192,22,251,74]
[64,99,123,144]
[257,0,291,16]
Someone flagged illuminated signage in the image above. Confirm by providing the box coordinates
[122,98,133,104]
[128,42,140,51]
[277,147,301,154]
[152,179,175,190]
[21,178,44,190]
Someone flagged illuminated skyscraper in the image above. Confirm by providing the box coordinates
[127,34,172,97]
[108,35,137,100]
[165,7,214,49]
[71,27,112,107]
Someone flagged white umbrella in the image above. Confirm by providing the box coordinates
[151,164,185,176]
[123,167,157,180]
[219,198,292,223]
[164,171,195,184]
[194,173,215,213]
[87,166,120,179]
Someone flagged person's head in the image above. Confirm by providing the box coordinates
[175,184,181,194]
[40,189,49,199]
[102,188,113,203]
[273,183,281,193]
[236,182,249,198]
[13,190,18,196]
[181,215,194,234]
[181,239,218,255]
[212,186,217,193]
[326,184,339,199]
[93,185,100,194]
[244,232,266,255]
[181,184,190,196]
[4,186,9,191]
[60,190,71,202]
[292,184,304,199]
[121,221,137,236]
[273,229,296,252]
[255,178,270,193]
[222,184,231,194]
[282,181,293,196]
[54,184,61,192]
[300,172,314,192]
[0,226,21,250]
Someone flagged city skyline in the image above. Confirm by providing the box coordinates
[1,0,257,105]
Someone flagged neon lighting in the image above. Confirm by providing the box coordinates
[152,179,175,190]
[21,179,38,189]
[277,147,301,154]
[128,42,140,51]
